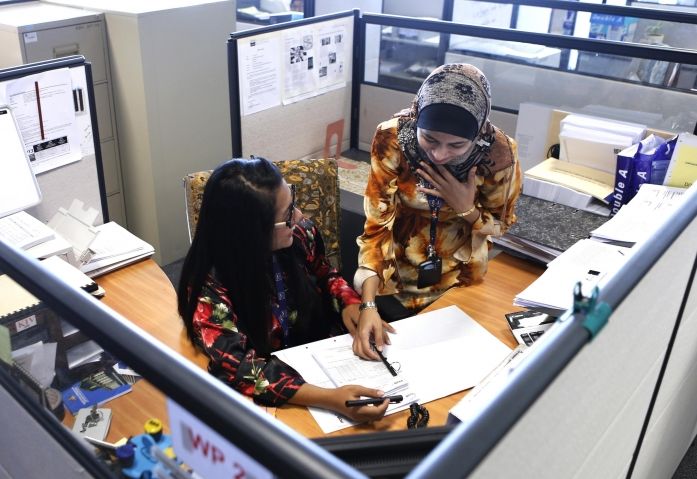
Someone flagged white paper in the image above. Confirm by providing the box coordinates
[12,341,57,388]
[238,36,282,116]
[6,68,82,174]
[316,25,347,89]
[515,239,632,312]
[282,28,318,102]
[591,184,686,244]
[274,306,511,433]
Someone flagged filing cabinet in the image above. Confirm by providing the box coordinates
[0,1,126,226]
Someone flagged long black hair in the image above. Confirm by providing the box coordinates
[177,157,327,357]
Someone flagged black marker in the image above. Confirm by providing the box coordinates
[345,395,403,407]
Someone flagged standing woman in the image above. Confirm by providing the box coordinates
[178,157,389,422]
[353,63,521,359]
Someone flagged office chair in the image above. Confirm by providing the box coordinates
[183,157,342,269]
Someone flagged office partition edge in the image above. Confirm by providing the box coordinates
[407,186,697,478]
[626,250,697,478]
[0,55,109,223]
[0,364,114,478]
[230,10,356,39]
[0,243,366,479]
[83,60,109,223]
[351,9,362,150]
[227,37,242,157]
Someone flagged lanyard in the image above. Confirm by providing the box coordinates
[426,194,442,259]
[271,254,289,346]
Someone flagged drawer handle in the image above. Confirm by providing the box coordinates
[53,43,80,58]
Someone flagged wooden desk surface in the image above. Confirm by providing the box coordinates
[64,253,543,441]
[62,259,207,441]
[276,252,545,437]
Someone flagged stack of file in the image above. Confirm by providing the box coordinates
[523,158,614,216]
[494,195,610,264]
[591,184,686,246]
[513,239,632,315]
[559,114,646,175]
[80,222,154,277]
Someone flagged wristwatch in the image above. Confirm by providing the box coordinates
[359,301,377,312]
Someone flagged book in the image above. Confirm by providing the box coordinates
[505,310,556,347]
[61,365,132,415]
[72,406,112,441]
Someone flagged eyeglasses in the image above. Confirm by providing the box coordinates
[274,184,296,229]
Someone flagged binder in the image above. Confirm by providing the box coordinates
[494,195,610,263]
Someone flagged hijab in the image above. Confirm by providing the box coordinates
[396,63,497,180]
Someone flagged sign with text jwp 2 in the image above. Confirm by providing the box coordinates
[167,400,272,479]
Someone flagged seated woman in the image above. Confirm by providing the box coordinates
[177,157,388,422]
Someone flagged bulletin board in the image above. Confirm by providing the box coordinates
[0,55,107,224]
[228,10,357,161]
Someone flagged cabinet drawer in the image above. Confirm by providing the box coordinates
[106,192,127,227]
[23,21,107,83]
[100,138,120,196]
[93,82,113,140]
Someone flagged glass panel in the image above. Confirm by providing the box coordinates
[376,25,443,91]
[236,0,304,27]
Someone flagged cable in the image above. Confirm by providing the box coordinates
[407,403,429,429]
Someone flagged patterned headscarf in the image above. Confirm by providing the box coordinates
[397,63,496,180]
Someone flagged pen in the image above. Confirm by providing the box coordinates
[345,395,403,407]
[370,340,398,376]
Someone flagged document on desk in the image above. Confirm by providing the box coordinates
[274,305,512,433]
[590,184,686,245]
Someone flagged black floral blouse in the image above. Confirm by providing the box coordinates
[191,219,361,406]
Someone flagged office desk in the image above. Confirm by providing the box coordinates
[63,253,544,441]
[276,252,545,437]
[62,259,207,441]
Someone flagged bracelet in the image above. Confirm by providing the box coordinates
[455,204,478,218]
[359,301,377,312]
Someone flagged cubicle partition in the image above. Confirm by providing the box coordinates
[0,55,107,223]
[228,10,358,161]
[413,184,697,479]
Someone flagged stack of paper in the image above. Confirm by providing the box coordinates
[0,211,55,250]
[591,184,686,245]
[523,175,610,216]
[80,222,154,277]
[513,239,632,315]
[559,114,646,175]
[312,344,409,396]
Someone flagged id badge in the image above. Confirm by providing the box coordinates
[417,255,442,289]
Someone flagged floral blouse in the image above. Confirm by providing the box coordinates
[192,219,361,406]
[357,118,522,310]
